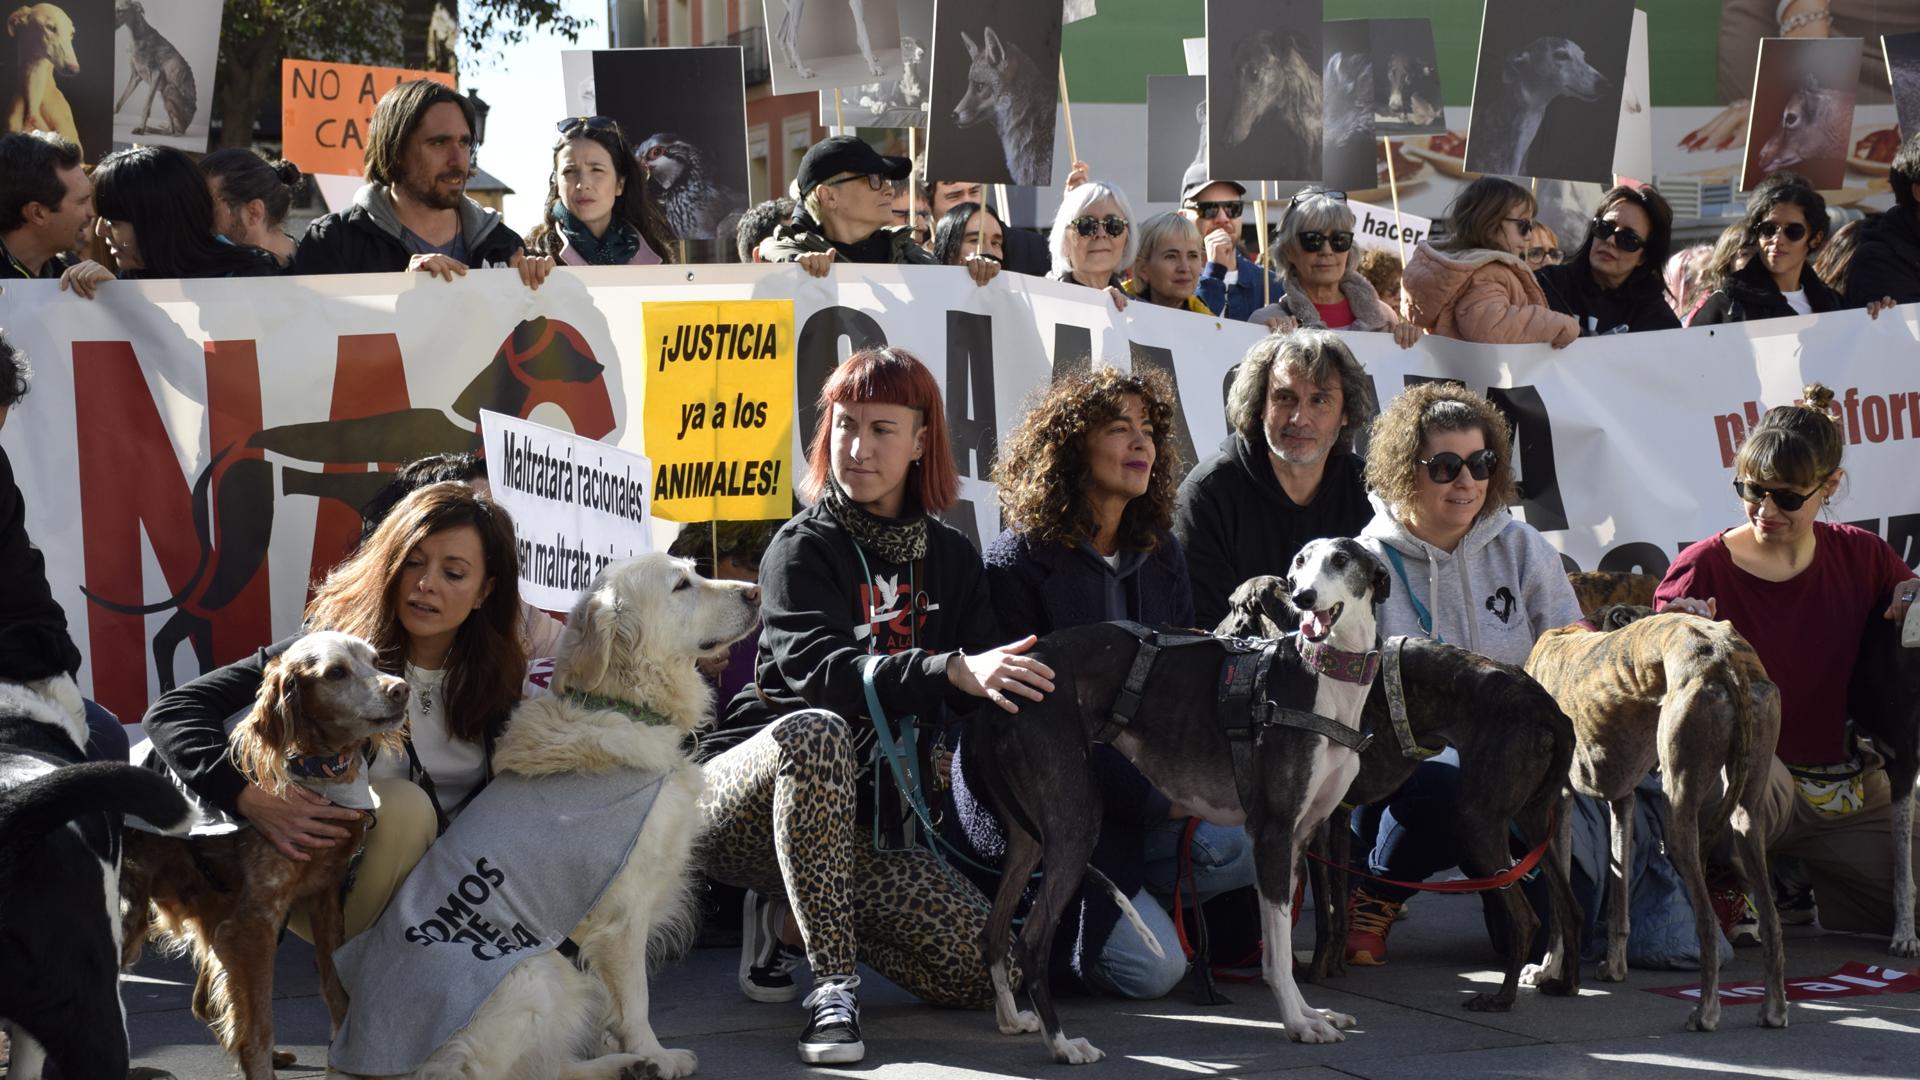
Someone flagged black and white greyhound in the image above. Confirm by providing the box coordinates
[971,537,1390,1063]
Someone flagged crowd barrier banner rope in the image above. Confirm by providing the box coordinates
[1,268,1914,722]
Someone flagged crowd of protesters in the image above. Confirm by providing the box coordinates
[4,72,1920,1072]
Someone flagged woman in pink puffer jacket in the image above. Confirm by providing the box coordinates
[1403,177,1579,347]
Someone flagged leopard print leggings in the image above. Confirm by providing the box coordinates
[700,709,996,1007]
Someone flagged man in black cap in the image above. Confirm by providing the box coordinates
[762,135,987,279]
[1180,162,1282,321]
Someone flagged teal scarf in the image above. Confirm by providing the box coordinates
[552,201,642,266]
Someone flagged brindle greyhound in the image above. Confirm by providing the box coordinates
[1217,576,1582,1008]
[971,538,1389,1063]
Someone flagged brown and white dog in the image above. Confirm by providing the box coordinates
[336,553,760,1079]
[1524,611,1787,1032]
[121,631,410,1079]
[6,4,81,146]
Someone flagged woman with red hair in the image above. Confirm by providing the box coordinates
[701,347,1051,1066]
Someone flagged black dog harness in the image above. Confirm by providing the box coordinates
[1094,622,1372,752]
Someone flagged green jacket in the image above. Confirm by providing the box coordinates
[758,221,939,266]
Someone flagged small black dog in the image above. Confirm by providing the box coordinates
[0,676,190,1080]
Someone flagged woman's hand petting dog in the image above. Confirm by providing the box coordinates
[949,635,1056,713]
[235,782,364,862]
[1660,596,1718,620]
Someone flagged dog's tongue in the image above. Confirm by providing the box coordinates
[1303,609,1333,640]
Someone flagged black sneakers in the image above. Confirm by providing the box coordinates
[798,975,864,1065]
[739,890,805,1003]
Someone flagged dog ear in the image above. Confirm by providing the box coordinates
[1371,560,1392,606]
[8,8,29,35]
[232,655,301,797]
[1257,577,1297,630]
[554,584,621,693]
[982,25,1006,65]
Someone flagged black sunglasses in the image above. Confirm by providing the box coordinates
[829,173,888,191]
[1591,217,1646,253]
[1070,214,1129,238]
[1754,221,1809,243]
[1297,230,1354,253]
[1186,200,1244,219]
[556,115,618,136]
[1503,216,1535,237]
[1420,448,1498,484]
[1732,474,1827,512]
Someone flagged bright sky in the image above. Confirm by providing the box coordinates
[464,0,610,237]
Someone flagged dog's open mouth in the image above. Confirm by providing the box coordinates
[1300,603,1343,643]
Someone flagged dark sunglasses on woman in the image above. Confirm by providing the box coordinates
[1297,230,1354,253]
[1753,221,1809,243]
[1503,216,1535,237]
[1420,447,1497,484]
[556,115,618,135]
[1590,217,1646,253]
[1070,215,1129,238]
[1732,477,1823,512]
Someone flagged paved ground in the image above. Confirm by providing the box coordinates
[116,890,1920,1079]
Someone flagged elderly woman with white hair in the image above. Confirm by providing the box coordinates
[1253,187,1420,348]
[1120,212,1211,314]
[1049,180,1137,310]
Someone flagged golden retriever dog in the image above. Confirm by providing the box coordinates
[7,3,82,146]
[121,632,410,1080]
[335,553,759,1079]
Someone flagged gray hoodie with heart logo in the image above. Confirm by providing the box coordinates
[1356,493,1583,667]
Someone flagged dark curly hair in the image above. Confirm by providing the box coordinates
[1364,381,1518,519]
[0,333,29,409]
[992,368,1181,552]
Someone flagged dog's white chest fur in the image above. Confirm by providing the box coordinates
[1301,673,1369,823]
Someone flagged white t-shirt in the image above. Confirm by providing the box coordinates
[1782,288,1812,316]
[368,663,487,815]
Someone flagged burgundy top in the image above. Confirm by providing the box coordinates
[1655,521,1913,764]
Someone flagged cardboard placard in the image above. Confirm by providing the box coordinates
[1463,0,1633,183]
[1741,37,1865,192]
[762,0,903,96]
[4,0,112,161]
[590,47,750,242]
[281,60,456,177]
[641,300,795,523]
[817,0,932,130]
[925,0,1063,186]
[1889,32,1920,140]
[480,411,653,612]
[1205,0,1325,184]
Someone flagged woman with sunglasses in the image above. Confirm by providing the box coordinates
[1691,175,1842,325]
[525,116,672,267]
[1657,385,1917,944]
[1049,180,1136,310]
[1344,381,1584,964]
[1535,184,1681,335]
[1402,176,1579,347]
[1253,187,1420,347]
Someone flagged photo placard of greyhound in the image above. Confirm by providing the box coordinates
[1889,32,1920,140]
[925,0,1062,187]
[819,0,930,130]
[1206,0,1324,184]
[1322,19,1380,192]
[109,0,219,151]
[1741,37,1865,192]
[1369,17,1444,137]
[4,0,113,160]
[589,46,751,242]
[761,0,902,97]
[1463,0,1632,184]
[1146,74,1207,202]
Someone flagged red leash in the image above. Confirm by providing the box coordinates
[1304,814,1556,894]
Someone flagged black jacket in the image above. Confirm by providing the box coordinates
[1535,261,1681,335]
[291,186,525,276]
[1845,208,1920,307]
[141,639,295,817]
[717,500,1000,823]
[1173,435,1373,630]
[1000,225,1050,277]
[1690,258,1843,325]
[0,446,82,681]
[946,528,1194,979]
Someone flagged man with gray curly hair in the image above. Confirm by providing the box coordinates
[1173,329,1377,628]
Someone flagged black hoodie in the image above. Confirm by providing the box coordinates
[715,499,999,825]
[1535,260,1681,335]
[1845,208,1920,307]
[0,446,81,681]
[1173,434,1372,630]
[1691,257,1843,325]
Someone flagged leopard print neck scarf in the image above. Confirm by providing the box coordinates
[819,477,928,564]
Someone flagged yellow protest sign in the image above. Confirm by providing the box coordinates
[642,300,795,522]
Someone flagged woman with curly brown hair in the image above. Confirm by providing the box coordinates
[944,368,1250,1000]
[1342,383,1583,965]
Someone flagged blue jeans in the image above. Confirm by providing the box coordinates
[83,698,129,762]
[1087,821,1258,999]
[1352,749,1462,904]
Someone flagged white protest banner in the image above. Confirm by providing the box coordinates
[1,269,1915,728]
[1348,198,1432,257]
[480,410,653,612]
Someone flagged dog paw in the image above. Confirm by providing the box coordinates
[1519,962,1547,988]
[1051,1036,1105,1064]
[1596,959,1629,983]
[1685,1004,1721,1032]
[798,66,817,79]
[997,1009,1041,1035]
[625,1048,698,1078]
[1890,935,1920,959]
[1285,1016,1348,1044]
[1462,992,1513,1013]
[868,61,886,76]
[272,1050,297,1067]
[1317,1007,1356,1029]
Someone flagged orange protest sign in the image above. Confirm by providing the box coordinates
[281,60,457,176]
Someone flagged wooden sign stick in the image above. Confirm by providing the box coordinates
[1256,180,1271,309]
[1385,135,1408,268]
[1057,58,1079,167]
[834,88,845,135]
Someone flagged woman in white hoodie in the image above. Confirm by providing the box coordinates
[1342,382,1583,965]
